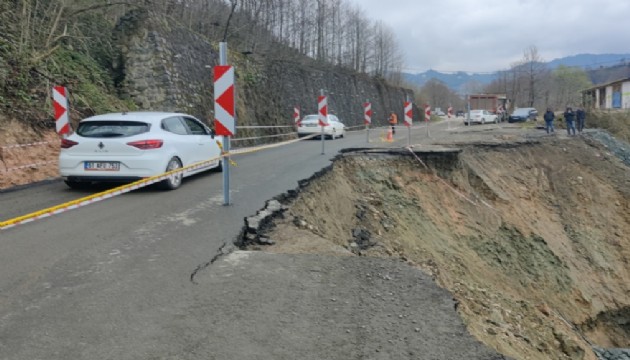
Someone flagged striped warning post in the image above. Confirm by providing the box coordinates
[364,102,372,125]
[425,104,431,121]
[404,101,412,127]
[214,65,235,136]
[318,95,328,126]
[293,106,301,126]
[52,86,70,135]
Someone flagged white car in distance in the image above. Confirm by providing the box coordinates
[464,109,498,125]
[296,114,346,139]
[58,111,223,190]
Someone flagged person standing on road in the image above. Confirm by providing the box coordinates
[564,107,576,136]
[543,108,555,134]
[576,107,586,134]
[388,111,398,135]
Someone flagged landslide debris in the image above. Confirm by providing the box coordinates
[246,134,630,360]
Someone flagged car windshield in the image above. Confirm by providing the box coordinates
[302,115,319,121]
[77,121,150,138]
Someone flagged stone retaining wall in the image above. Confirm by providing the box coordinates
[112,9,417,130]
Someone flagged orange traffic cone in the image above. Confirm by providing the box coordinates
[386,128,393,142]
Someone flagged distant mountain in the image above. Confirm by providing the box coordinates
[403,70,497,94]
[547,53,630,69]
[404,53,630,93]
[587,63,630,85]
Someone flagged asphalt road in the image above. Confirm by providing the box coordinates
[0,119,510,359]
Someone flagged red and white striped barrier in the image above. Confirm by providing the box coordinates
[363,102,372,125]
[214,65,235,136]
[318,95,328,126]
[293,106,301,126]
[425,104,431,121]
[448,106,453,118]
[52,86,70,136]
[404,101,413,127]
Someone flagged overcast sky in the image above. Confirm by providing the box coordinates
[345,0,630,74]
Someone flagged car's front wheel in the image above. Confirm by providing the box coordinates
[160,157,183,190]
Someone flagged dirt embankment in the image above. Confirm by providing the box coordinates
[0,120,59,190]
[251,135,630,360]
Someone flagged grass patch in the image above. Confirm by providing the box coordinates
[588,110,630,142]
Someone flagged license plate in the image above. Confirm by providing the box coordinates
[305,124,318,127]
[84,161,120,171]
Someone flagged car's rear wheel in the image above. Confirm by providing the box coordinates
[64,180,91,190]
[160,157,183,190]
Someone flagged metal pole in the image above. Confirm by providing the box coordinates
[406,96,411,146]
[447,104,451,131]
[466,95,471,126]
[366,99,370,143]
[220,42,230,206]
[426,106,430,138]
[320,89,325,155]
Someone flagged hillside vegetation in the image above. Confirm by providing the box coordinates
[0,0,405,130]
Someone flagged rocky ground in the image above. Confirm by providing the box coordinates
[244,126,630,360]
[2,118,630,360]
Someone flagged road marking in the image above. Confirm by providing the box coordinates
[0,134,326,231]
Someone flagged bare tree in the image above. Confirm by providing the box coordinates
[521,45,547,107]
[419,79,455,110]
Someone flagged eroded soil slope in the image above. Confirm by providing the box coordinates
[0,120,58,190]
[256,135,630,360]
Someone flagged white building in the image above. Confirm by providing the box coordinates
[583,77,630,109]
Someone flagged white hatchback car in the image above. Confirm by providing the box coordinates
[464,110,498,125]
[58,112,223,190]
[296,114,346,139]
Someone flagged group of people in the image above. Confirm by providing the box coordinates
[389,107,586,137]
[543,107,586,135]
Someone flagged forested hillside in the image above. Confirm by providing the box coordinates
[0,0,408,130]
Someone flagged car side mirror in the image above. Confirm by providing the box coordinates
[210,129,216,139]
